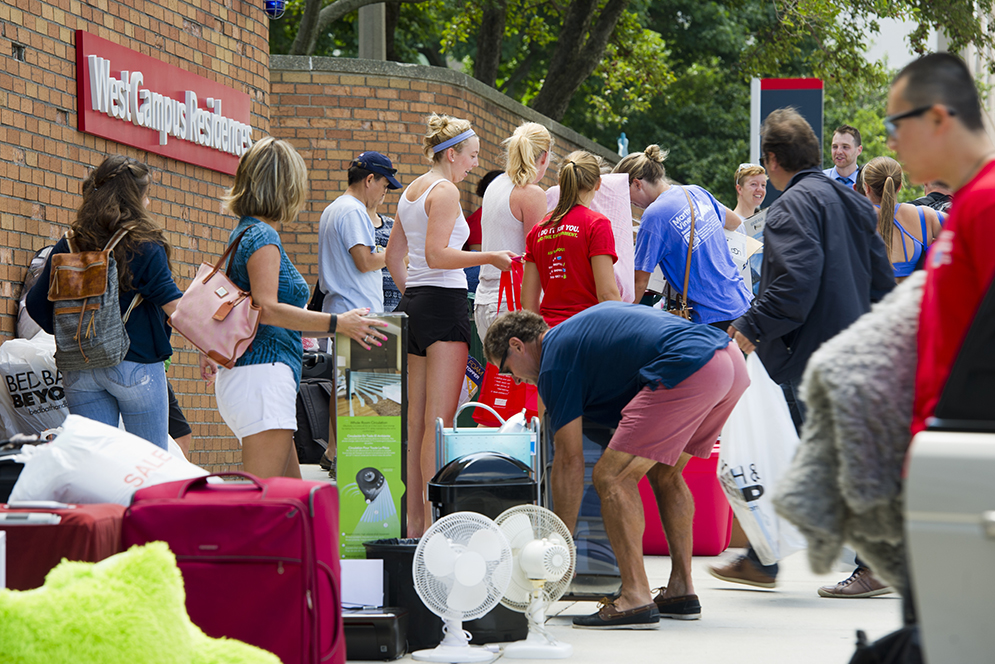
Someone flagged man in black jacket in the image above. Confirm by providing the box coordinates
[712,107,895,590]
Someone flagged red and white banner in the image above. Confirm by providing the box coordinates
[76,30,253,175]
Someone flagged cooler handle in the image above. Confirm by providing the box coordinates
[176,472,268,499]
[452,401,507,431]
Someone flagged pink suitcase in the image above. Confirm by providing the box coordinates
[122,472,344,664]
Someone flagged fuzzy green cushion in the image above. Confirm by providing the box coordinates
[0,541,280,664]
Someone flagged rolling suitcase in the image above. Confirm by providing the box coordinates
[0,502,124,590]
[122,473,345,664]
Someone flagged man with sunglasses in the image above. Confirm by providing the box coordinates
[716,108,894,590]
[885,53,995,437]
[485,303,748,628]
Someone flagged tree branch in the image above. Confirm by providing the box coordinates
[291,0,433,56]
[531,0,631,120]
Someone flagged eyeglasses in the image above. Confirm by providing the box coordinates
[884,105,956,138]
[498,349,510,376]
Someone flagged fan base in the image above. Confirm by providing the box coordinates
[503,640,573,659]
[412,644,497,663]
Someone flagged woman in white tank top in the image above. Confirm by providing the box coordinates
[385,113,516,537]
[474,122,553,341]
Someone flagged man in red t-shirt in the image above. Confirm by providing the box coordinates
[886,53,995,434]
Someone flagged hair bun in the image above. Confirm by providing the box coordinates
[644,144,668,163]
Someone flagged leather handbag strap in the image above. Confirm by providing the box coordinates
[205,225,253,283]
[679,186,696,308]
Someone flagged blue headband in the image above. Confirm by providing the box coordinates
[432,129,476,154]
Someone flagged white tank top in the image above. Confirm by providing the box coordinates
[397,178,470,289]
[475,174,522,305]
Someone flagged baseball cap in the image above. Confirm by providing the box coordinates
[352,151,402,190]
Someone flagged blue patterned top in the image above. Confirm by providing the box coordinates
[374,213,402,312]
[226,217,310,386]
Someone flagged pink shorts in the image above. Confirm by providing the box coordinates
[609,343,749,466]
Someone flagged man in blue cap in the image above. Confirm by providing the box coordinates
[318,151,402,318]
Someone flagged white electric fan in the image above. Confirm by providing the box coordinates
[495,504,576,659]
[412,511,513,663]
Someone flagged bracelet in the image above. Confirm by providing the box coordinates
[327,314,337,334]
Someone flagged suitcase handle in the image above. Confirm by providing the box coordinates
[176,472,267,498]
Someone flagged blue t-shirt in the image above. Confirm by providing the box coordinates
[634,185,752,324]
[227,217,310,386]
[538,301,732,435]
[318,194,383,313]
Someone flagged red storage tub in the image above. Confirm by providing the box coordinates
[640,446,732,556]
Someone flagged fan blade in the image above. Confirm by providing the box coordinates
[423,533,458,578]
[447,578,488,612]
[454,550,487,587]
[467,528,505,561]
[500,512,536,550]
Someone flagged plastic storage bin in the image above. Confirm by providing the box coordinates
[363,538,442,651]
[640,445,733,556]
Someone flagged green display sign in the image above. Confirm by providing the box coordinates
[335,313,407,559]
[338,416,403,558]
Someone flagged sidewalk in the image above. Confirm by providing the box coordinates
[302,466,902,664]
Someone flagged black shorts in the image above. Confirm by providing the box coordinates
[396,286,471,356]
[167,382,193,440]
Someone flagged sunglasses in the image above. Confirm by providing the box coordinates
[884,105,956,138]
[498,349,510,376]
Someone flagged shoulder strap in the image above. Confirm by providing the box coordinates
[204,225,254,283]
[916,206,928,246]
[64,229,78,253]
[121,294,144,323]
[679,187,696,307]
[102,226,133,253]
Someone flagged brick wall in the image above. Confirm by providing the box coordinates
[1,11,614,471]
[268,56,618,286]
[1,0,270,470]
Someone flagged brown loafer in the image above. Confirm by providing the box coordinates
[573,598,660,629]
[708,555,777,589]
[652,587,701,620]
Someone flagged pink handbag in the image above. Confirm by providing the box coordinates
[169,227,261,368]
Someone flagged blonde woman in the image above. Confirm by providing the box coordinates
[206,137,387,479]
[386,114,516,537]
[861,155,943,281]
[733,163,767,221]
[473,122,553,341]
[614,145,751,329]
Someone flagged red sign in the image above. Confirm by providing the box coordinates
[75,30,253,175]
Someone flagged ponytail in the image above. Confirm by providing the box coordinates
[504,122,553,187]
[546,151,601,228]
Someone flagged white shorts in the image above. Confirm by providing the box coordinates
[215,363,298,442]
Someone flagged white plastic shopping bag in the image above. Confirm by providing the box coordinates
[0,333,69,438]
[10,414,209,505]
[718,353,806,565]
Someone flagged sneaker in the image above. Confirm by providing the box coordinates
[818,567,893,598]
[708,555,777,589]
[573,599,660,630]
[652,587,701,620]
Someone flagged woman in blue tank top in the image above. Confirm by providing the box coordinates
[862,156,944,282]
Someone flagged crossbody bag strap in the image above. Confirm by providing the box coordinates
[204,225,253,283]
[679,186,697,308]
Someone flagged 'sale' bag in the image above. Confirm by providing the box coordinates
[168,227,261,369]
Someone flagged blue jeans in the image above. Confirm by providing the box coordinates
[62,360,169,450]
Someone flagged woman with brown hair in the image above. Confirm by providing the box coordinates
[26,155,183,450]
[386,113,516,536]
[862,155,943,281]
